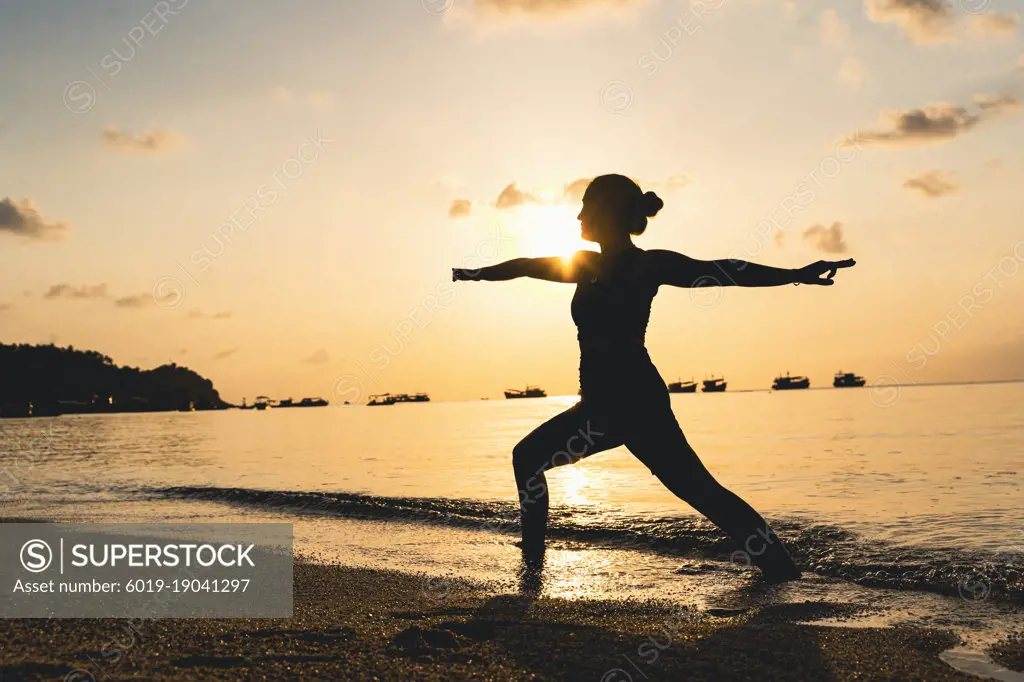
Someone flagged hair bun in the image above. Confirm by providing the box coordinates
[640,191,663,218]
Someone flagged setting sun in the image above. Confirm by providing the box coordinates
[513,204,593,262]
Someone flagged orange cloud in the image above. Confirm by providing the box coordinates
[902,171,958,197]
[102,126,183,155]
[865,0,953,44]
[448,199,472,218]
[0,197,68,242]
[843,96,1019,147]
[803,222,848,254]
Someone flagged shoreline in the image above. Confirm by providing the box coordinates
[2,559,1020,681]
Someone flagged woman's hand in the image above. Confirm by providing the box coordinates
[452,268,479,281]
[793,258,856,285]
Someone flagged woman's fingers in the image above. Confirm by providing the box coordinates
[798,258,852,284]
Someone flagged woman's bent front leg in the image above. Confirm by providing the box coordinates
[512,403,620,557]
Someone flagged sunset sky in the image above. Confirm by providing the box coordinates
[2,0,1024,402]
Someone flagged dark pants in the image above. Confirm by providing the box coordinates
[511,380,799,577]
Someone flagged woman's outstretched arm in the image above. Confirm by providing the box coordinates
[647,250,855,288]
[453,252,595,283]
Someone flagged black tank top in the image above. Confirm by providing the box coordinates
[571,248,657,348]
[571,248,664,405]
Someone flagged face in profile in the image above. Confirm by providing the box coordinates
[577,193,613,244]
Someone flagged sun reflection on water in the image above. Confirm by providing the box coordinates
[562,465,591,506]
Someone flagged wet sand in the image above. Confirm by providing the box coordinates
[992,634,1024,672]
[1,561,1016,681]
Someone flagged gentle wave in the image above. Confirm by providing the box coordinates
[152,485,1023,604]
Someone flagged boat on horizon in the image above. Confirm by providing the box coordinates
[667,378,698,393]
[367,393,397,406]
[772,373,810,390]
[276,397,329,407]
[702,377,727,393]
[239,398,255,410]
[833,371,866,388]
[393,393,430,403]
[505,385,547,399]
[253,395,272,410]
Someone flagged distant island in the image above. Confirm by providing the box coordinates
[0,343,229,418]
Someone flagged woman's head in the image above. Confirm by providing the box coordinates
[578,174,663,244]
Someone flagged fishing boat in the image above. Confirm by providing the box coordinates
[702,377,727,393]
[275,397,329,407]
[833,371,866,388]
[667,378,698,393]
[367,393,396,406]
[772,373,810,390]
[254,395,272,410]
[505,385,547,399]
[239,398,255,410]
[393,393,430,403]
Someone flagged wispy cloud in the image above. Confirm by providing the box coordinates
[45,284,183,310]
[968,11,1020,39]
[188,310,233,320]
[803,222,848,254]
[0,197,69,242]
[214,348,239,361]
[974,93,1021,114]
[113,293,152,309]
[448,199,472,218]
[102,125,183,155]
[843,96,1019,147]
[44,283,109,300]
[0,303,12,312]
[472,0,643,20]
[561,178,592,202]
[302,349,331,364]
[902,171,958,197]
[853,104,978,145]
[865,0,953,44]
[495,183,535,209]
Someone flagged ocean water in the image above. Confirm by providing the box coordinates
[2,382,1022,675]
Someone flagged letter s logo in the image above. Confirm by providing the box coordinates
[20,539,53,573]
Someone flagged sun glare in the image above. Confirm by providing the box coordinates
[513,205,592,263]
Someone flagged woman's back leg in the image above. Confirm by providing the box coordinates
[624,409,801,581]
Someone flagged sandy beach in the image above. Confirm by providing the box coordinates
[2,559,1019,681]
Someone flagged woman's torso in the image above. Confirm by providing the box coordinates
[571,248,667,406]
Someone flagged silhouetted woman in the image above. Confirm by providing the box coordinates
[452,174,854,582]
